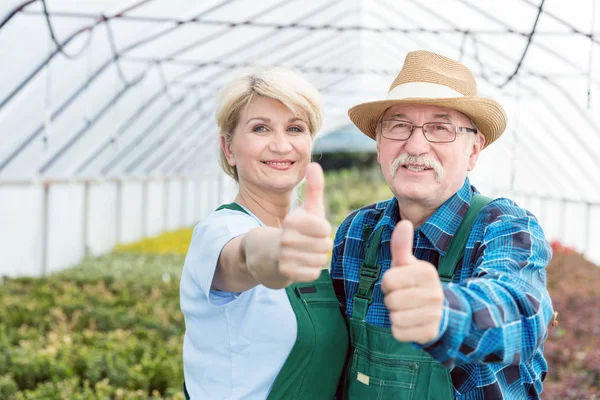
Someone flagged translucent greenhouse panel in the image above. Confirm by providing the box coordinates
[533,7,574,33]
[542,199,565,243]
[195,0,291,23]
[0,76,46,179]
[166,179,183,231]
[124,0,226,20]
[287,34,357,70]
[540,0,599,33]
[106,18,168,53]
[112,96,197,176]
[527,197,544,222]
[529,35,592,76]
[77,92,174,177]
[2,1,26,17]
[432,0,536,32]
[124,23,226,60]
[120,181,143,244]
[0,13,54,107]
[222,175,237,204]
[0,185,44,277]
[62,84,157,177]
[263,0,353,26]
[87,181,118,255]
[103,98,184,176]
[130,116,205,177]
[197,178,209,221]
[184,179,196,227]
[588,206,600,265]
[47,183,85,274]
[511,123,581,196]
[563,202,588,254]
[26,0,123,15]
[146,180,165,237]
[42,74,134,178]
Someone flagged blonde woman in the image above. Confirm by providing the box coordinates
[179,67,348,399]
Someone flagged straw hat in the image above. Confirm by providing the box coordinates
[348,51,507,148]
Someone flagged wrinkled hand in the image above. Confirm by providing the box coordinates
[381,220,445,344]
[276,162,332,285]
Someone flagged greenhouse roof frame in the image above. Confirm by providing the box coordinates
[1,0,599,202]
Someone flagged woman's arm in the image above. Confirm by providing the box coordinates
[212,163,333,293]
[212,226,282,292]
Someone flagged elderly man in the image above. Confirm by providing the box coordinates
[331,51,554,399]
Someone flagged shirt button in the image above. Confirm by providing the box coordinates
[409,363,419,371]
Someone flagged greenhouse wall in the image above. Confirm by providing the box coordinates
[0,172,236,278]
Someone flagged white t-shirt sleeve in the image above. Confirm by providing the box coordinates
[184,209,261,306]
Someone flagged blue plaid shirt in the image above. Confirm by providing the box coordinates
[331,178,554,399]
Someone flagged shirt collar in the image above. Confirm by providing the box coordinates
[418,178,473,256]
[370,178,474,254]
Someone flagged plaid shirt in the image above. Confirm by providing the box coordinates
[330,178,554,399]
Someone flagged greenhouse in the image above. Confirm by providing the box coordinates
[0,0,599,398]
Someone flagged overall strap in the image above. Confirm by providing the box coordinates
[216,202,250,216]
[438,194,492,282]
[352,225,385,321]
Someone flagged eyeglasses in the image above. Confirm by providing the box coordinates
[379,120,477,143]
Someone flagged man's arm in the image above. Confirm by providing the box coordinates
[421,209,554,368]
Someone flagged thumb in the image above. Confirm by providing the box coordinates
[302,162,325,218]
[391,220,416,267]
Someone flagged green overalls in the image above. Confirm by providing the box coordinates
[343,195,491,400]
[184,202,349,399]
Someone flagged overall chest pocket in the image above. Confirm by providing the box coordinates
[346,346,418,400]
[292,275,349,352]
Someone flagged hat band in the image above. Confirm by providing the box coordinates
[387,82,464,99]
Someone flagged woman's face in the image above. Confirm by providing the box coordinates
[221,96,313,194]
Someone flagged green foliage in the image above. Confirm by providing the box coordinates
[0,252,186,399]
[324,166,393,227]
[2,168,596,399]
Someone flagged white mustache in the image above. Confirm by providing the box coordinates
[390,154,444,182]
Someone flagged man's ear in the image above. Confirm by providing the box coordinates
[220,135,236,167]
[467,132,485,171]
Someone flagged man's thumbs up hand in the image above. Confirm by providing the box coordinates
[277,163,333,284]
[391,220,418,267]
[381,220,445,344]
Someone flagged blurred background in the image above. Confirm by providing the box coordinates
[0,0,598,398]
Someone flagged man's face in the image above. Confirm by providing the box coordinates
[376,103,485,207]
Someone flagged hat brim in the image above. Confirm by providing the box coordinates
[348,97,507,148]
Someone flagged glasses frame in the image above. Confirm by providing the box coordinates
[379,119,477,143]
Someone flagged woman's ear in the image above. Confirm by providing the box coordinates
[220,135,236,167]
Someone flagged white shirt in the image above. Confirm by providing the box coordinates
[180,206,297,399]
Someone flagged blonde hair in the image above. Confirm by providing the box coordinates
[216,67,323,181]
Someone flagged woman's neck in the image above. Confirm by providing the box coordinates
[234,184,293,228]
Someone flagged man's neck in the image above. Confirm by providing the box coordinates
[234,184,292,228]
[396,199,440,229]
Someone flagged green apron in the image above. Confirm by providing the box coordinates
[343,195,491,400]
[184,202,349,399]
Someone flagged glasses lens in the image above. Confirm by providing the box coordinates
[423,123,455,143]
[382,120,412,140]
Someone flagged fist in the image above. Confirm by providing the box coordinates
[381,220,445,344]
[278,163,333,283]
